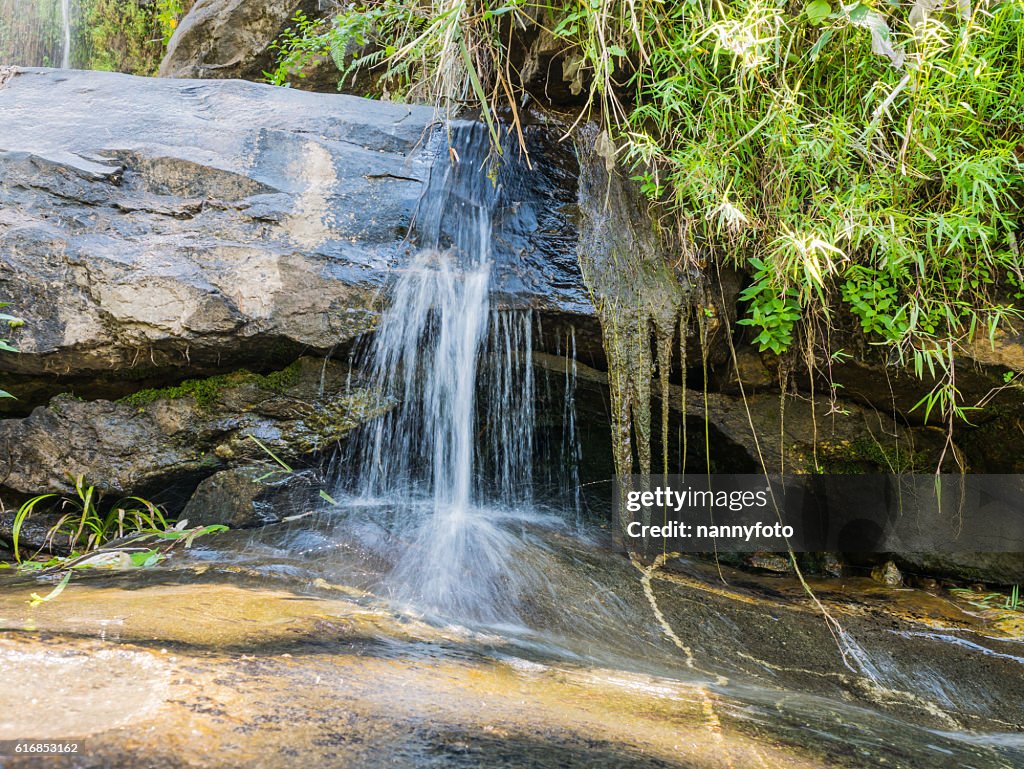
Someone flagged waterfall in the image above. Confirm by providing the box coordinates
[343,123,555,623]
[357,252,491,514]
[560,327,582,515]
[60,0,70,68]
[483,309,535,507]
[0,0,72,67]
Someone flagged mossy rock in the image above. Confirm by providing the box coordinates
[0,357,389,500]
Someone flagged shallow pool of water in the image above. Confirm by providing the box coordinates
[0,511,1021,769]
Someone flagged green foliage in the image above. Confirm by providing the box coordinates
[805,0,832,26]
[737,259,802,355]
[119,361,302,411]
[553,0,1024,424]
[265,1,532,138]
[79,0,191,74]
[950,584,1023,613]
[265,11,330,86]
[8,475,227,604]
[155,0,186,46]
[264,9,386,88]
[16,522,228,605]
[266,1,1023,427]
[0,303,21,400]
[301,4,1015,395]
[83,0,162,74]
[11,474,169,562]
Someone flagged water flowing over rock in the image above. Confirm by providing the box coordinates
[0,69,1019,591]
[338,123,559,623]
[0,67,589,391]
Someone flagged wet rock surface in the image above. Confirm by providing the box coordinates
[0,68,431,380]
[0,68,590,391]
[181,465,323,528]
[532,352,949,476]
[0,523,1020,769]
[892,552,1024,587]
[0,357,380,499]
[0,642,172,741]
[0,509,69,554]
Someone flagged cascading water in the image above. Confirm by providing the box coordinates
[343,123,559,624]
[559,328,583,515]
[0,0,72,68]
[482,309,535,507]
[60,0,71,69]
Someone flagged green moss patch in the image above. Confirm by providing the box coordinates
[119,360,304,412]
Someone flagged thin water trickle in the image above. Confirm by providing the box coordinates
[0,0,72,67]
[59,0,70,68]
[560,327,582,516]
[484,309,535,507]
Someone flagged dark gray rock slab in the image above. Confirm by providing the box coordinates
[0,67,590,384]
[181,465,323,528]
[0,67,434,378]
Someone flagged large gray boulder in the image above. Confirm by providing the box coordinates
[0,67,432,380]
[159,0,319,83]
[0,67,589,387]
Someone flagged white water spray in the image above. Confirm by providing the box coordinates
[346,123,555,623]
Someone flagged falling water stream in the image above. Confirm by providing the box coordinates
[59,0,71,69]
[0,0,73,68]
[343,123,558,623]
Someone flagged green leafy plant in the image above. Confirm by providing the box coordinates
[556,0,1024,431]
[1007,584,1021,611]
[14,521,228,607]
[737,259,803,355]
[263,1,1023,460]
[265,2,533,146]
[11,475,171,563]
[950,584,1023,614]
[8,478,228,606]
[83,0,163,74]
[264,9,385,88]
[155,0,186,46]
[264,11,331,86]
